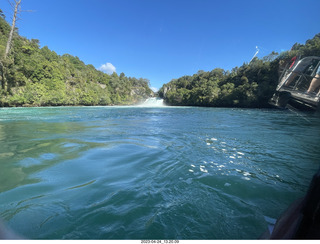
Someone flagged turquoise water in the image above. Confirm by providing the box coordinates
[0,106,319,239]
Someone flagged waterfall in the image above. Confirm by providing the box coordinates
[138,98,165,107]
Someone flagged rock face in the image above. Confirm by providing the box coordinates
[129,87,155,104]
[163,86,169,97]
[158,85,170,99]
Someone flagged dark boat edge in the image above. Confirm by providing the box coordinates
[261,167,320,239]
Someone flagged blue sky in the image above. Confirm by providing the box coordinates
[1,0,320,90]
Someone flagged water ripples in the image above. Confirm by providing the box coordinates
[0,107,319,239]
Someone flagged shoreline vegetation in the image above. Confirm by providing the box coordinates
[158,35,320,108]
[1,9,320,108]
[0,8,154,108]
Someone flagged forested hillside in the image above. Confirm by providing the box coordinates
[159,34,320,107]
[0,9,153,107]
[1,6,320,108]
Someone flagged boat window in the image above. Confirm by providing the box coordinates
[303,59,320,76]
[281,58,320,94]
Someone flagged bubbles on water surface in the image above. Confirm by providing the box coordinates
[186,136,257,182]
[1,107,316,239]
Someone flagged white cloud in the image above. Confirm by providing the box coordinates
[151,87,159,92]
[99,62,116,74]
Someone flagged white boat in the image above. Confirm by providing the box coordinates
[270,56,320,112]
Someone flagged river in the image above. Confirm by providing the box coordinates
[0,106,319,239]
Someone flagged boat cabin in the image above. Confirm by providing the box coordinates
[270,56,320,111]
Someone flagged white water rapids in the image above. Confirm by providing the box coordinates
[138,97,165,107]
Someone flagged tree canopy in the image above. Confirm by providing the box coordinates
[159,34,320,108]
[1,7,320,108]
[0,11,153,107]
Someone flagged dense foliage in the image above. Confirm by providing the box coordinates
[1,7,320,108]
[159,34,320,107]
[0,11,153,107]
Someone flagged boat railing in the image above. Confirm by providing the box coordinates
[278,59,320,97]
[286,71,316,92]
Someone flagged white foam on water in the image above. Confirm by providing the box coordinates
[138,98,165,107]
[242,177,251,181]
[200,168,208,173]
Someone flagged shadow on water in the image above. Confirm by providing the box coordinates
[0,120,105,193]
